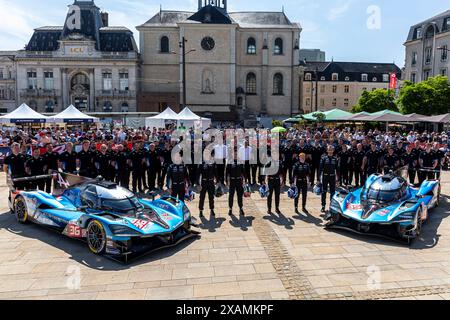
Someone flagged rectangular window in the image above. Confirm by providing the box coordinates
[320,85,325,93]
[441,68,447,76]
[44,71,54,90]
[320,98,324,107]
[332,85,337,93]
[0,89,5,100]
[102,72,112,91]
[119,72,129,91]
[425,47,432,64]
[306,85,310,93]
[411,73,416,83]
[27,71,37,89]
[412,52,417,66]
[0,69,3,79]
[362,87,367,91]
[305,98,310,107]
[344,85,349,93]
[424,70,431,80]
[344,99,349,108]
[332,98,337,107]
[441,45,448,61]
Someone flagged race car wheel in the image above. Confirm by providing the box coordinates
[416,208,423,236]
[14,196,28,224]
[86,220,106,255]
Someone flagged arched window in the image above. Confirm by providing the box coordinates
[273,73,284,95]
[202,69,214,93]
[246,72,257,95]
[103,101,113,112]
[274,38,283,55]
[247,37,256,54]
[160,36,169,53]
[45,100,54,113]
[121,102,129,113]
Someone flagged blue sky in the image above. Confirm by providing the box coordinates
[0,0,449,68]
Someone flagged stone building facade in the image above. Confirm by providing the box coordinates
[13,0,138,114]
[0,51,17,113]
[137,0,301,121]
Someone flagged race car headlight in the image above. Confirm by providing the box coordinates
[330,199,343,214]
[109,225,142,236]
[183,205,191,221]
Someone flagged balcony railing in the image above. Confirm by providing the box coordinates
[20,89,57,97]
[95,90,136,99]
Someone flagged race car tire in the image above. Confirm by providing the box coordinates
[416,208,423,236]
[14,196,28,224]
[435,185,441,208]
[86,220,106,255]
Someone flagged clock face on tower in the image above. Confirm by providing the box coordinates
[201,37,215,51]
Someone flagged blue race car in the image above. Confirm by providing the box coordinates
[8,173,199,262]
[325,170,440,243]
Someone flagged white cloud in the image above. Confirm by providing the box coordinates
[326,0,352,22]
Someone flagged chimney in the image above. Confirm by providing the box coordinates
[198,0,202,10]
[101,12,109,27]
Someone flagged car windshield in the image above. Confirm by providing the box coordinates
[365,188,402,203]
[100,196,144,215]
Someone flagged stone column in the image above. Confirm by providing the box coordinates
[89,70,95,112]
[62,68,68,108]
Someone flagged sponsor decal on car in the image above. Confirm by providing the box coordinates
[131,219,150,230]
[347,203,362,211]
[377,209,390,217]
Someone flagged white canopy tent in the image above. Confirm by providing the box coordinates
[0,103,49,124]
[177,107,212,130]
[50,105,100,124]
[145,107,179,129]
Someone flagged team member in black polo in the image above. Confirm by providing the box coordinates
[166,152,190,201]
[262,152,283,215]
[145,143,161,191]
[338,144,351,186]
[158,142,173,189]
[352,143,366,187]
[3,142,27,190]
[42,143,59,193]
[432,142,445,179]
[94,144,111,180]
[58,142,77,174]
[292,153,310,213]
[226,148,245,216]
[198,157,218,218]
[115,144,131,188]
[310,137,325,187]
[363,143,380,178]
[130,142,146,193]
[402,145,418,184]
[383,147,400,174]
[419,143,438,184]
[25,147,46,190]
[77,140,95,178]
[319,145,339,213]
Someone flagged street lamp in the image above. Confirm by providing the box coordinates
[173,37,196,109]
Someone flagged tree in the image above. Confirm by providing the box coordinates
[397,76,450,115]
[272,119,283,127]
[352,89,398,113]
[312,112,326,123]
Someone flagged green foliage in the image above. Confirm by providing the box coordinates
[397,76,450,115]
[272,119,283,127]
[312,112,326,122]
[353,89,398,114]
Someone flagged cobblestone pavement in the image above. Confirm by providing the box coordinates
[1,172,450,300]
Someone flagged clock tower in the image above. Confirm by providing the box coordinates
[198,0,227,11]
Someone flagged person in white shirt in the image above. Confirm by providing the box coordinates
[238,140,253,185]
[213,141,227,184]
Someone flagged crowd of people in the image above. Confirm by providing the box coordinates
[2,125,450,218]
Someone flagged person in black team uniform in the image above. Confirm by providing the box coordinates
[402,145,418,184]
[226,147,245,216]
[4,142,27,190]
[292,153,310,214]
[94,144,111,180]
[319,145,339,213]
[432,142,445,179]
[262,151,283,215]
[352,143,365,187]
[42,143,59,193]
[310,136,325,187]
[58,142,77,174]
[159,142,173,189]
[198,156,218,218]
[419,143,438,184]
[338,143,351,186]
[383,146,400,174]
[25,147,46,190]
[115,144,131,188]
[363,143,380,179]
[282,139,297,186]
[166,152,190,201]
[145,143,160,191]
[130,142,146,193]
[77,140,95,178]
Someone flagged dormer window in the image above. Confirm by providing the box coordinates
[372,77,378,82]
[414,27,422,39]
[445,18,450,31]
[361,74,368,82]
[320,76,325,81]
[332,73,338,81]
[305,73,312,81]
[383,74,389,82]
[345,76,350,81]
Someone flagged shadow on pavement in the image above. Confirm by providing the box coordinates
[263,210,295,230]
[229,214,255,231]
[0,210,198,270]
[292,209,324,227]
[198,215,226,233]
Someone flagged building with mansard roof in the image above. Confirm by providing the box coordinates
[137,0,302,123]
[13,0,138,114]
